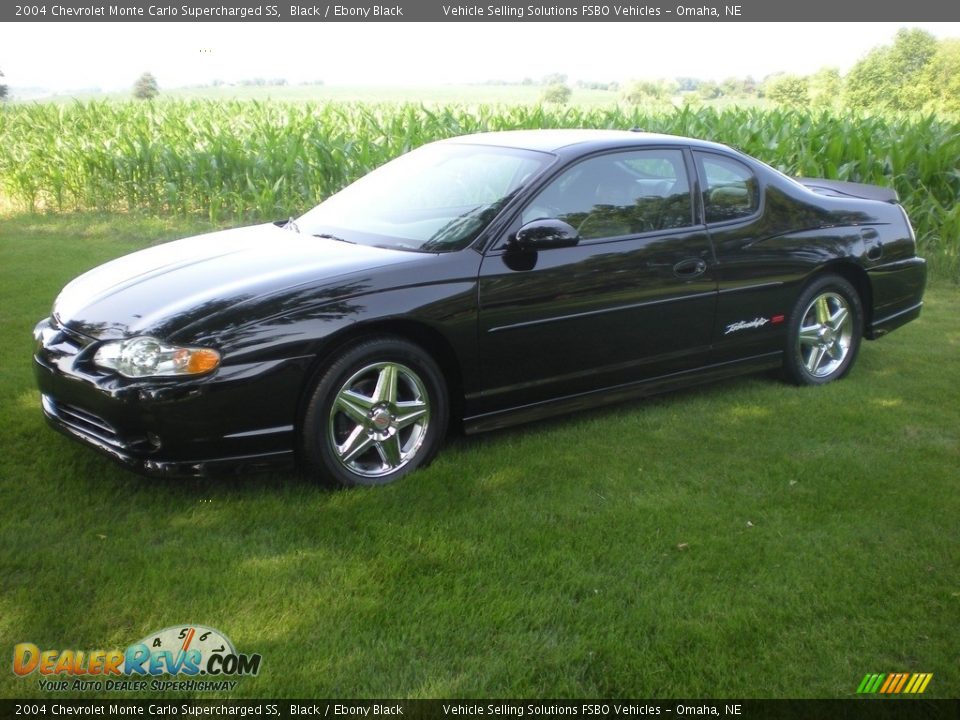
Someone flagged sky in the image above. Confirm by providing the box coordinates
[3,21,959,93]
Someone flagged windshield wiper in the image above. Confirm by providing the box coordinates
[284,218,300,233]
[313,232,356,244]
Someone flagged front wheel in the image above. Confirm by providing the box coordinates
[301,337,449,488]
[784,275,863,386]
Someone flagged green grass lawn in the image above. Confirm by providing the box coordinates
[1,212,957,699]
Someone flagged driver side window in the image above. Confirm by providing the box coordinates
[522,149,693,240]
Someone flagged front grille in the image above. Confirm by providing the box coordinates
[42,395,123,449]
[38,318,83,353]
[36,317,104,376]
[59,323,96,350]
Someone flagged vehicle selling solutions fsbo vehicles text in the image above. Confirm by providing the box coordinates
[441,4,741,16]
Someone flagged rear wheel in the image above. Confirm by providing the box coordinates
[302,337,449,487]
[784,274,863,386]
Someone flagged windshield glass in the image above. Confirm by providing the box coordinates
[297,143,552,252]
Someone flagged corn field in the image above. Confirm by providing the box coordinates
[1,100,958,279]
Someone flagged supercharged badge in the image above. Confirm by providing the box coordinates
[725,317,770,334]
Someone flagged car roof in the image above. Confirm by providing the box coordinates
[439,128,735,154]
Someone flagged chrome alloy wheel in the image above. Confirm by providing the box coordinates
[328,361,431,478]
[796,291,853,378]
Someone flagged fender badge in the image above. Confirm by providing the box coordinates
[725,317,770,335]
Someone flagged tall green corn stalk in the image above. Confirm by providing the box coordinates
[0,100,956,280]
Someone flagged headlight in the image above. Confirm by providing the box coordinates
[93,336,221,378]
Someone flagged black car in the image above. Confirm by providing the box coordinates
[34,130,927,487]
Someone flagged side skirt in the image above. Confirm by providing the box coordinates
[463,351,783,434]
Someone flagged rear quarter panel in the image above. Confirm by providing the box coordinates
[709,165,923,358]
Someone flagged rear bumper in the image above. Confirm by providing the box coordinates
[866,257,927,340]
[33,317,305,478]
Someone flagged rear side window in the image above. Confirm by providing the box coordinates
[696,152,759,223]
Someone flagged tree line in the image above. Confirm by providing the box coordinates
[555,29,959,115]
[765,29,959,114]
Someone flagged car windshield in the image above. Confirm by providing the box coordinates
[297,143,552,252]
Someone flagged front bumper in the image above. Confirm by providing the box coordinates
[33,317,305,477]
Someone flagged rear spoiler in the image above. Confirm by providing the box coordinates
[796,177,899,204]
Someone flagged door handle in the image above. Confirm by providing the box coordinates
[673,258,707,278]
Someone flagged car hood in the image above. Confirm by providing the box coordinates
[54,223,419,341]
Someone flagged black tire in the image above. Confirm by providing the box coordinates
[784,274,863,386]
[301,337,449,488]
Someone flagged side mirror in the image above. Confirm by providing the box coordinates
[513,219,580,251]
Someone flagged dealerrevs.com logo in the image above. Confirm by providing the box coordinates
[13,625,261,693]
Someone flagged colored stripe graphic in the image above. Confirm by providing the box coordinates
[891,673,910,693]
[857,673,932,694]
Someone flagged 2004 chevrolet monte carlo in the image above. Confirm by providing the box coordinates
[34,129,926,487]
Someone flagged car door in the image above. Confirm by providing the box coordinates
[694,150,796,361]
[474,146,718,415]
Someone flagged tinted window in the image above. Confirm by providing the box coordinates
[298,143,550,252]
[523,149,693,240]
[697,153,759,223]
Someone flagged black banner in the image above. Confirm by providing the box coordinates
[4,0,960,22]
[2,700,960,720]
